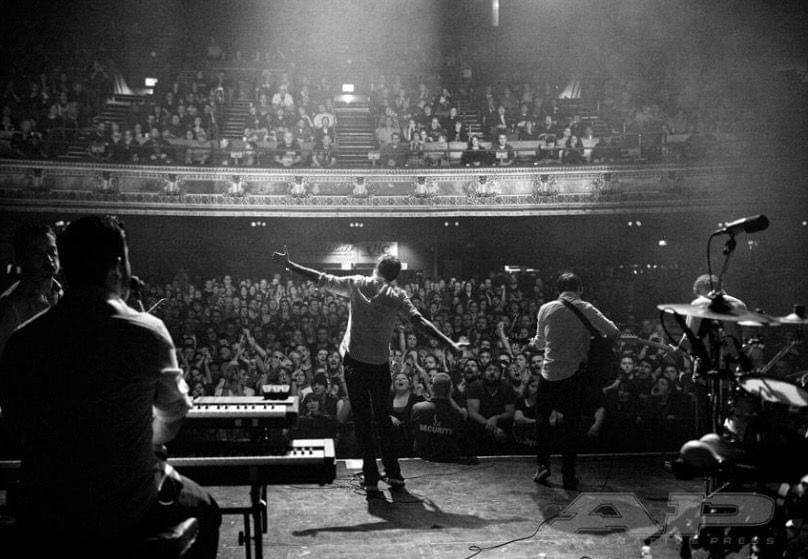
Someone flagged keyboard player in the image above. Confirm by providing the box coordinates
[0,215,221,558]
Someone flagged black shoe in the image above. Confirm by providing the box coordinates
[533,465,551,485]
[562,477,579,491]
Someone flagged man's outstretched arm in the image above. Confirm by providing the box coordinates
[411,314,467,354]
[272,244,323,282]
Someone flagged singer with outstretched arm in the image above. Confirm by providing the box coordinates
[272,245,466,491]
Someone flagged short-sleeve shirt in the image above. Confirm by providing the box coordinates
[411,399,466,460]
[466,379,516,418]
[317,273,422,364]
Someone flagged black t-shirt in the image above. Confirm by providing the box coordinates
[466,379,516,419]
[411,399,466,460]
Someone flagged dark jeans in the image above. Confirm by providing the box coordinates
[535,372,583,481]
[343,352,401,484]
[138,471,222,559]
[7,471,221,559]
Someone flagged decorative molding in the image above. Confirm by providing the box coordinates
[0,158,765,216]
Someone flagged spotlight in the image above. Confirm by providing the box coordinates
[658,240,668,246]
[444,221,449,227]
[802,220,807,227]
[627,221,633,227]
[454,221,459,227]
[341,84,355,93]
[145,77,158,87]
[636,220,642,227]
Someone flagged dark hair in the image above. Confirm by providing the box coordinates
[13,222,55,263]
[376,254,401,282]
[555,272,582,294]
[57,215,127,286]
[312,373,328,388]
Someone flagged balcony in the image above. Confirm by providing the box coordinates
[0,156,754,218]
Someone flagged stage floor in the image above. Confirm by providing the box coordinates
[212,453,725,559]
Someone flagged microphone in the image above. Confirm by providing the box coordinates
[129,275,145,292]
[128,275,146,312]
[713,215,769,236]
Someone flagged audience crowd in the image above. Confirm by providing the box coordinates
[1,40,763,167]
[1,48,115,160]
[140,266,702,459]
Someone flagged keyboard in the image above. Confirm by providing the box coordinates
[185,396,299,429]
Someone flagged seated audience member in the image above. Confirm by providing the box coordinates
[580,126,599,163]
[293,117,314,144]
[489,132,516,167]
[535,134,561,165]
[389,372,423,458]
[641,376,691,451]
[537,114,557,137]
[274,130,303,167]
[460,135,491,167]
[561,134,585,165]
[447,119,468,144]
[512,374,538,452]
[87,130,110,161]
[244,105,269,141]
[300,373,339,419]
[379,132,409,168]
[466,362,516,455]
[144,127,173,165]
[518,118,540,141]
[488,105,511,139]
[313,104,336,129]
[604,380,644,451]
[185,130,212,165]
[425,117,447,142]
[315,116,335,143]
[111,129,142,163]
[375,116,399,147]
[411,373,470,461]
[298,372,340,438]
[11,120,46,159]
[311,134,337,168]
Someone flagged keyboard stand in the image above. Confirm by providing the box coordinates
[220,483,268,559]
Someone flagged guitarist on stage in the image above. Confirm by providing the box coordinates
[529,272,619,490]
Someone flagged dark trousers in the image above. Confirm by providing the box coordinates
[343,352,401,484]
[138,472,222,559]
[535,372,582,480]
[7,473,221,559]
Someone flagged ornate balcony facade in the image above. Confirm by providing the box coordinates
[0,158,758,218]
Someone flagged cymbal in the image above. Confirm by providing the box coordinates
[657,303,777,326]
[775,313,808,325]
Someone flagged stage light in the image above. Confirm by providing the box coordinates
[145,77,158,87]
[342,84,355,93]
[454,221,459,227]
[627,221,633,226]
[802,220,807,227]
[658,240,668,246]
[636,220,642,227]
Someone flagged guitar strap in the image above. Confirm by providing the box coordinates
[560,298,603,338]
